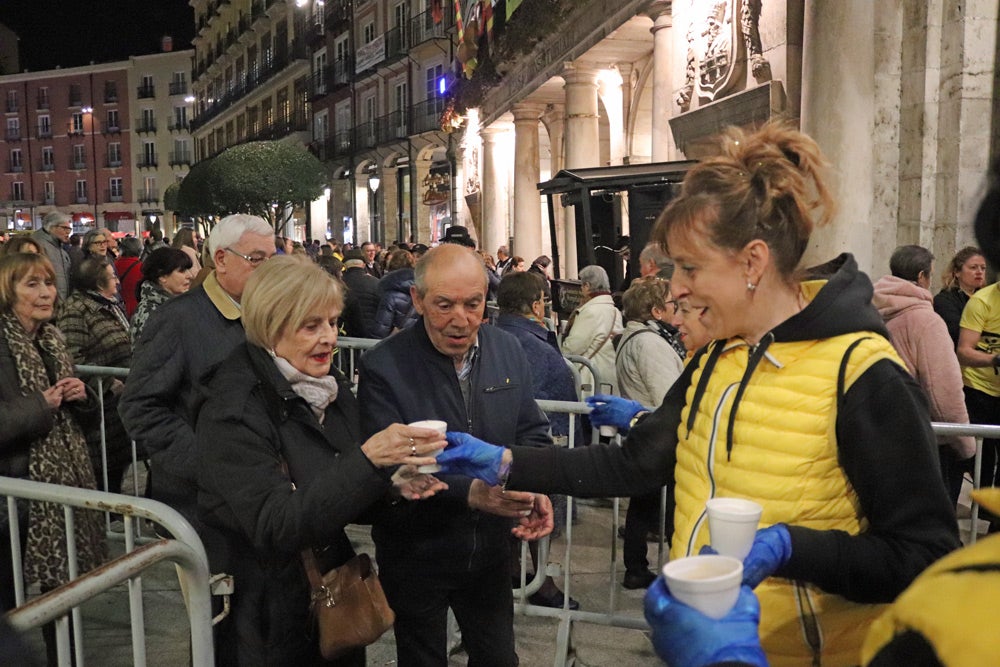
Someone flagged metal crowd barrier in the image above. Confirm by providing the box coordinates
[0,477,214,667]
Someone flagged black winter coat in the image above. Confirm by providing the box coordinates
[196,343,391,666]
[371,268,418,338]
[0,334,55,479]
[340,267,381,339]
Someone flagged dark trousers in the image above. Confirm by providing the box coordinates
[1,502,28,613]
[624,489,670,574]
[379,560,518,667]
[938,446,968,507]
[964,386,1000,526]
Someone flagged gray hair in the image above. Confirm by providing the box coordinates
[578,264,610,291]
[43,210,71,230]
[639,243,674,277]
[207,214,272,256]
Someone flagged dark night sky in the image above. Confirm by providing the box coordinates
[1,1,194,72]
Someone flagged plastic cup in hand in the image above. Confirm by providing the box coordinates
[706,497,763,560]
[408,420,447,473]
[661,555,743,619]
[599,424,619,438]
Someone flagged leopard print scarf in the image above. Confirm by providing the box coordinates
[1,312,105,589]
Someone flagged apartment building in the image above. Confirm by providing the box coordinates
[0,48,194,235]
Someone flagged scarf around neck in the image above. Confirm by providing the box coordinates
[268,350,339,422]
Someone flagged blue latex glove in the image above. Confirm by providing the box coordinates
[742,524,792,589]
[436,432,505,486]
[584,394,647,432]
[644,577,768,667]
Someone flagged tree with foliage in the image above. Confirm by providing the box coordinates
[210,141,327,233]
[175,141,328,233]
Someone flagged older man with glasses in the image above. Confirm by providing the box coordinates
[120,213,274,531]
[33,211,74,299]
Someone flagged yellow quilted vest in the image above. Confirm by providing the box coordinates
[671,332,905,667]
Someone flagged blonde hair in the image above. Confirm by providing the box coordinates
[242,255,344,349]
[651,121,835,278]
[0,253,57,312]
[622,276,672,323]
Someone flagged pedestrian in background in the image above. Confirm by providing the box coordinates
[933,246,987,345]
[130,247,193,341]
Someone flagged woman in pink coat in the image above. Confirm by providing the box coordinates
[872,245,975,505]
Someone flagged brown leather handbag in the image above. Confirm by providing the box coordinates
[301,548,395,659]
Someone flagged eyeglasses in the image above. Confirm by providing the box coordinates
[55,225,72,231]
[225,247,269,267]
[90,239,108,246]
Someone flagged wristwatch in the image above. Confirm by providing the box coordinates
[629,411,649,430]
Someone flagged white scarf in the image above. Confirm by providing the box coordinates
[269,351,339,423]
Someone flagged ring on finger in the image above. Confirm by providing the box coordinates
[409,437,416,456]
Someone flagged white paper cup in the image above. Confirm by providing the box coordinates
[661,555,743,619]
[599,424,619,438]
[706,497,763,560]
[408,420,447,473]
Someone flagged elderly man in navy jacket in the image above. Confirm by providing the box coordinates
[358,243,553,667]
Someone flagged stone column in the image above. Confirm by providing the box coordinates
[800,0,875,272]
[647,0,673,162]
[562,64,601,278]
[543,105,566,273]
[481,122,512,257]
[381,166,400,243]
[512,103,545,260]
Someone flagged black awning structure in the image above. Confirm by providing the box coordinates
[537,160,695,283]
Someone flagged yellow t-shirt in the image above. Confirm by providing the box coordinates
[959,283,1000,396]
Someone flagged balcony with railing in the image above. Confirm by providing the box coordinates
[66,122,84,137]
[40,161,55,172]
[6,161,23,173]
[42,194,55,205]
[326,0,351,27]
[169,81,189,96]
[137,188,160,203]
[105,87,118,103]
[136,153,158,169]
[169,150,193,166]
[105,189,125,203]
[6,100,18,113]
[377,109,410,144]
[36,94,49,110]
[385,26,408,64]
[410,8,455,46]
[75,194,89,204]
[137,84,156,99]
[106,156,123,168]
[37,127,52,139]
[69,155,87,170]
[5,128,22,141]
[411,98,446,134]
[168,119,190,132]
[135,120,157,134]
[103,123,121,135]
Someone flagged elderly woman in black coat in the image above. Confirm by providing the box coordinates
[195,255,451,666]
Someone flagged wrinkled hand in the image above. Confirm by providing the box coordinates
[41,386,63,410]
[55,377,87,403]
[391,465,448,500]
[742,524,792,589]
[511,493,554,541]
[644,578,767,667]
[361,423,446,469]
[437,432,505,485]
[585,394,647,432]
[468,480,537,518]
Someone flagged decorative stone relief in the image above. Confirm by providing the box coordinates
[676,0,771,111]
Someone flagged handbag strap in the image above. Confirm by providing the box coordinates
[277,456,328,594]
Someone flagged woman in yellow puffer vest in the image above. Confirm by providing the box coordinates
[496,122,961,667]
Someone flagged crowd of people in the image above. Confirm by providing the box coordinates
[1,121,999,667]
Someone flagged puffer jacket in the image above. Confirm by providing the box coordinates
[873,275,975,458]
[341,267,381,339]
[197,342,391,665]
[371,267,419,338]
